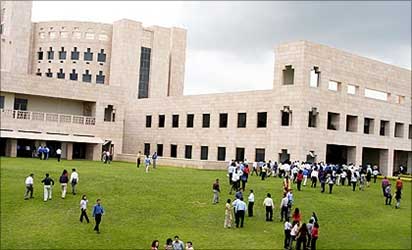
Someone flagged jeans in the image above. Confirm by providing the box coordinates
[235,210,245,227]
[280,206,288,221]
[284,230,291,249]
[265,206,273,221]
[385,194,392,205]
[94,214,102,232]
[213,190,219,203]
[311,177,317,188]
[297,181,302,191]
[24,184,33,199]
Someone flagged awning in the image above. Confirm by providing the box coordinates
[0,131,104,144]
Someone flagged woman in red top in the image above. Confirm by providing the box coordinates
[296,170,304,191]
[396,176,403,192]
[311,222,319,250]
[292,207,301,226]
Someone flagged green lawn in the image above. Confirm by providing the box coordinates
[1,157,411,249]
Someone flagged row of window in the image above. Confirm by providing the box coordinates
[282,65,406,104]
[36,68,105,84]
[145,111,412,139]
[39,30,109,41]
[37,47,106,63]
[143,143,266,162]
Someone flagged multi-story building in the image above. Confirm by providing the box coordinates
[1,2,411,176]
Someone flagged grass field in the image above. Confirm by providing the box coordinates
[1,157,411,249]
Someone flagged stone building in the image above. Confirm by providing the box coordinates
[1,1,411,176]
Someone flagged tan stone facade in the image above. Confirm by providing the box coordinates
[1,2,411,176]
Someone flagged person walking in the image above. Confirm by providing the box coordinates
[56,148,62,162]
[296,170,303,191]
[24,173,34,200]
[395,176,403,192]
[395,188,402,209]
[280,193,289,222]
[372,168,379,183]
[145,155,151,173]
[241,164,249,190]
[296,223,309,250]
[41,173,54,201]
[224,199,233,228]
[284,218,293,250]
[234,197,247,228]
[381,176,389,196]
[290,222,299,250]
[303,168,309,186]
[44,146,50,160]
[92,199,105,233]
[152,152,158,169]
[59,169,69,199]
[350,171,358,192]
[292,207,301,226]
[136,151,142,168]
[310,168,318,188]
[212,178,220,204]
[311,222,319,250]
[70,169,79,195]
[327,174,334,194]
[247,189,254,217]
[385,184,392,205]
[79,194,90,223]
[263,193,274,221]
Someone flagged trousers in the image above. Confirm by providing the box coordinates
[80,208,90,223]
[94,214,102,232]
[235,210,245,227]
[24,184,33,199]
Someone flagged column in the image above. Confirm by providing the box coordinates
[386,149,394,177]
[66,143,73,160]
[86,144,101,161]
[5,139,17,157]
[355,146,363,167]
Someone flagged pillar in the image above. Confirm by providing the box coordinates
[66,143,73,160]
[86,144,101,161]
[408,152,412,174]
[5,139,17,157]
[355,146,363,167]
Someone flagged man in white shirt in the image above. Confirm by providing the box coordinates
[247,189,255,217]
[70,169,79,195]
[284,219,293,249]
[263,193,274,221]
[280,193,289,222]
[56,148,62,162]
[24,173,34,200]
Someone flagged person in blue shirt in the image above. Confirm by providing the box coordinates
[92,199,105,233]
[234,197,247,228]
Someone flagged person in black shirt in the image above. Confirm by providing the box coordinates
[41,173,55,201]
[59,169,69,199]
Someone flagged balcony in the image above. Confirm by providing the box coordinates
[1,109,96,125]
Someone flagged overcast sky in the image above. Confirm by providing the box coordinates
[32,1,411,95]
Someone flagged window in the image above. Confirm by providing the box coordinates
[281,106,292,126]
[364,88,388,101]
[46,68,52,78]
[282,65,294,85]
[0,96,4,109]
[57,68,65,79]
[186,114,194,128]
[85,32,94,40]
[219,113,228,128]
[37,48,43,60]
[72,31,81,39]
[96,71,105,84]
[14,98,28,110]
[310,66,320,87]
[185,145,192,159]
[145,115,152,128]
[347,84,357,95]
[172,114,179,128]
[257,112,267,128]
[39,32,45,39]
[84,48,93,61]
[138,47,151,99]
[327,112,340,130]
[157,144,163,157]
[308,107,318,128]
[255,148,265,162]
[170,144,177,158]
[104,105,115,122]
[217,147,226,161]
[98,34,108,41]
[71,47,79,60]
[380,120,389,136]
[70,69,78,80]
[396,95,405,104]
[364,118,374,134]
[409,125,412,139]
[97,49,106,62]
[346,115,358,132]
[394,123,404,138]
[158,115,165,128]
[58,47,66,60]
[200,146,208,160]
[49,31,56,39]
[60,31,68,39]
[82,70,92,82]
[235,148,245,162]
[144,143,150,156]
[47,47,54,60]
[202,114,210,128]
[36,69,42,76]
[328,80,341,91]
[237,113,247,128]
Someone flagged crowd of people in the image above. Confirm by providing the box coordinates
[151,236,194,250]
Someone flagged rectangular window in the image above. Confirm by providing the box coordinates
[82,70,92,82]
[0,96,4,109]
[308,108,318,128]
[170,144,177,158]
[97,49,106,62]
[98,34,108,41]
[60,31,68,39]
[346,115,358,132]
[157,144,163,157]
[409,125,412,139]
[84,48,93,61]
[202,114,210,128]
[282,65,294,85]
[257,112,267,128]
[14,98,28,111]
[158,115,165,128]
[235,147,245,162]
[36,69,42,76]
[328,80,341,91]
[72,31,81,39]
[39,32,45,39]
[144,143,150,156]
[145,115,152,128]
[364,118,374,134]
[71,47,79,60]
[185,145,192,159]
[200,146,208,160]
[281,110,291,126]
[46,69,53,78]
[96,71,105,84]
[396,95,405,104]
[237,113,247,128]
[59,47,66,60]
[37,49,43,60]
[380,120,389,136]
[172,114,179,128]
[327,112,340,130]
[49,32,56,39]
[310,67,320,87]
[395,122,404,138]
[186,114,194,128]
[138,47,151,99]
[47,47,54,60]
[217,147,226,161]
[347,84,357,95]
[219,113,228,128]
[70,69,78,81]
[57,69,65,79]
[364,88,388,101]
[85,32,94,40]
[255,148,265,162]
